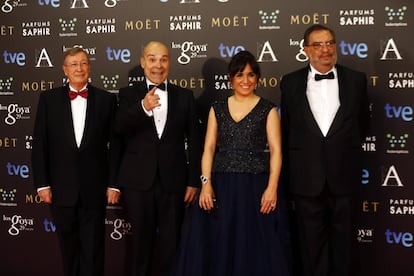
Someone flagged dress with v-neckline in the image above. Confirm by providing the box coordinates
[227,96,261,124]
[173,96,291,276]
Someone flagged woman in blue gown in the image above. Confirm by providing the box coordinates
[174,50,290,276]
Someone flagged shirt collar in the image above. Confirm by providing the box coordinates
[146,79,168,90]
[69,84,88,92]
[309,64,337,79]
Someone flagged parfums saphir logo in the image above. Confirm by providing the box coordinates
[339,9,374,26]
[169,15,202,31]
[22,21,51,37]
[85,18,116,34]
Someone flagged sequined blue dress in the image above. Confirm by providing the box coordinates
[174,98,291,276]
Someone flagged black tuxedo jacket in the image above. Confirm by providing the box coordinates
[114,81,202,194]
[32,84,118,208]
[280,64,369,196]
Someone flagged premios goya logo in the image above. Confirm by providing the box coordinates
[106,218,132,240]
[0,103,31,126]
[357,228,373,243]
[1,0,27,13]
[3,214,34,236]
[104,0,129,8]
[63,45,97,61]
[172,41,208,65]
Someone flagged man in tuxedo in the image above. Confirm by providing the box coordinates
[114,41,202,276]
[32,47,121,276]
[280,24,369,276]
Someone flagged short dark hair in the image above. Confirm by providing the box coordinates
[303,24,336,46]
[228,50,261,79]
[63,47,89,63]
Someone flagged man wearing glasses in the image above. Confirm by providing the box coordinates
[32,47,120,276]
[280,24,370,276]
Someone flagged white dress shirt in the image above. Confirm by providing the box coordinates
[69,84,88,147]
[306,65,340,136]
[142,80,168,139]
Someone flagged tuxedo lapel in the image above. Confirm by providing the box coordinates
[159,83,174,140]
[326,65,347,137]
[61,85,79,149]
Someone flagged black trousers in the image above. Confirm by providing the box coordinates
[50,203,105,276]
[122,173,185,276]
[292,186,356,276]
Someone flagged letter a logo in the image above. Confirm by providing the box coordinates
[381,165,404,186]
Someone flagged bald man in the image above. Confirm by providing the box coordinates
[114,41,202,276]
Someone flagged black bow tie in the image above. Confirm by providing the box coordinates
[315,71,334,81]
[149,83,166,91]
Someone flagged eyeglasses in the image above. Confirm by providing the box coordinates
[65,61,89,69]
[307,40,336,50]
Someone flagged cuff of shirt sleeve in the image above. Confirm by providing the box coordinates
[37,186,51,193]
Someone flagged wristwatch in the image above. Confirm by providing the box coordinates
[200,175,209,184]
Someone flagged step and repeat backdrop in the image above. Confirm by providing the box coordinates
[0,0,413,275]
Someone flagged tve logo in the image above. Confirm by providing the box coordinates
[3,50,26,66]
[385,229,413,247]
[385,103,413,121]
[361,168,369,185]
[218,43,245,58]
[43,218,56,232]
[38,0,60,7]
[6,162,29,178]
[339,40,368,58]
[106,47,131,63]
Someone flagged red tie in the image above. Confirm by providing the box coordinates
[69,89,88,100]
